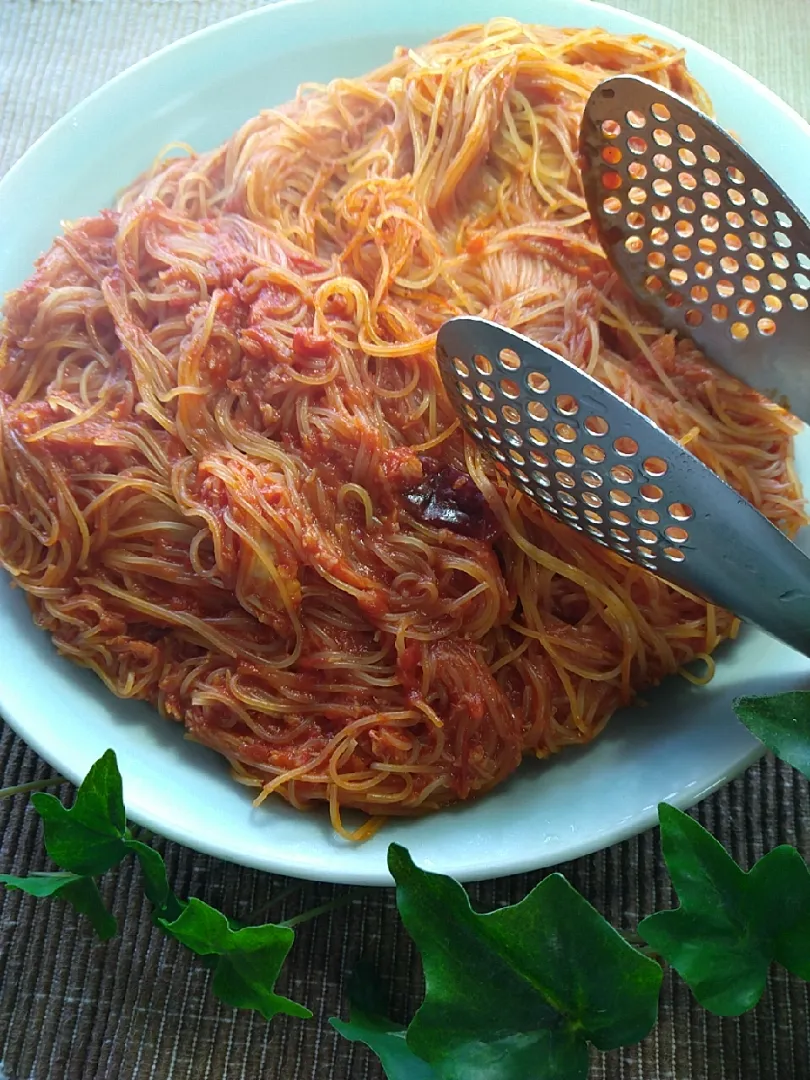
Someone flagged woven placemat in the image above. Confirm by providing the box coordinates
[1,3,809,1078]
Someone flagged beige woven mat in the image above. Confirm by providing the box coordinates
[1,2,809,1077]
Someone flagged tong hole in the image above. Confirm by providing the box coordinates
[555,394,579,416]
[665,526,689,544]
[611,464,634,484]
[637,507,660,525]
[613,436,639,457]
[642,456,668,478]
[501,377,520,399]
[583,444,606,463]
[581,471,603,489]
[584,415,609,436]
[477,381,495,402]
[668,502,693,520]
[502,404,521,425]
[554,448,576,467]
[582,490,603,507]
[499,347,521,371]
[677,123,696,142]
[609,489,632,507]
[528,400,548,421]
[474,354,493,375]
[663,546,686,562]
[757,317,776,336]
[640,483,664,502]
[601,119,621,138]
[730,321,750,341]
[651,102,671,121]
[453,357,470,377]
[528,372,550,394]
[626,109,646,128]
[791,293,809,310]
[554,422,577,443]
[528,427,548,447]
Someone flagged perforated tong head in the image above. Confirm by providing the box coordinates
[579,74,810,421]
[436,317,810,658]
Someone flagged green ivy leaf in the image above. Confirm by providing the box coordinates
[639,804,810,1015]
[158,897,311,1021]
[0,872,117,939]
[31,749,127,876]
[330,965,437,1079]
[125,839,184,921]
[388,844,661,1080]
[734,692,810,778]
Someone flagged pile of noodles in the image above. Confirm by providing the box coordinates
[0,20,804,839]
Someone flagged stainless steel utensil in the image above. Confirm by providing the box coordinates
[436,317,810,656]
[436,77,810,655]
[579,75,810,420]
[435,76,810,655]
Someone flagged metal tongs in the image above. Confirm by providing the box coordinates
[436,76,810,656]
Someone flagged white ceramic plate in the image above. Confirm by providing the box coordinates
[2,0,809,886]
